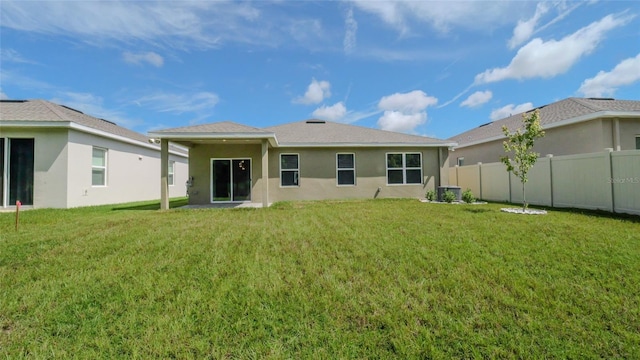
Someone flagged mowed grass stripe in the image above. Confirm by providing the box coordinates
[1,199,639,358]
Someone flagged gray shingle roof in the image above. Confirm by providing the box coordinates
[152,121,271,134]
[450,97,640,147]
[265,120,452,146]
[0,99,150,144]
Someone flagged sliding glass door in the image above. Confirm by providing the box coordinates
[1,138,34,206]
[211,159,251,202]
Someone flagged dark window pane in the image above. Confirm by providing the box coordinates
[338,170,355,185]
[232,159,251,201]
[9,138,34,205]
[387,169,403,184]
[406,169,422,184]
[281,170,298,186]
[387,153,402,168]
[636,137,640,150]
[406,153,421,168]
[281,154,298,170]
[212,160,231,201]
[337,154,354,169]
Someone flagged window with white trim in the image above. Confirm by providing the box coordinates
[168,160,175,186]
[92,147,107,186]
[457,157,464,166]
[336,153,355,186]
[280,154,299,187]
[386,152,422,185]
[636,136,640,150]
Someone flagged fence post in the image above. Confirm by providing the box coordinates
[477,162,483,200]
[547,154,553,207]
[606,148,615,213]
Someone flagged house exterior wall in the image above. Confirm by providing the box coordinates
[449,119,632,166]
[187,143,264,205]
[66,130,188,208]
[1,127,69,208]
[186,144,444,205]
[267,147,441,203]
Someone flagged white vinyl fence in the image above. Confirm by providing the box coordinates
[448,150,640,215]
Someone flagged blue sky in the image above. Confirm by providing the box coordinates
[1,1,639,139]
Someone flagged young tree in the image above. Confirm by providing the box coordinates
[501,109,545,212]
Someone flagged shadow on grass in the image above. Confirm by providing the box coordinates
[112,198,189,211]
[463,208,492,214]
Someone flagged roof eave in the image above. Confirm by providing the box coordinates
[0,120,187,157]
[453,110,639,149]
[277,142,457,148]
[148,131,279,147]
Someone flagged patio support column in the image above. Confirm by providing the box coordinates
[160,139,169,210]
[439,147,450,186]
[261,140,269,207]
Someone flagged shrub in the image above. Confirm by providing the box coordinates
[462,189,475,204]
[443,190,456,203]
[426,189,437,201]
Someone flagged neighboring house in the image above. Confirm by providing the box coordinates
[449,97,640,166]
[0,99,188,209]
[149,120,456,208]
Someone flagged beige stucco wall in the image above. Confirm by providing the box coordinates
[451,118,640,166]
[187,143,264,205]
[186,144,445,205]
[66,130,188,208]
[267,147,441,203]
[1,128,69,208]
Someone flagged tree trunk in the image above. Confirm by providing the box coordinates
[522,182,527,212]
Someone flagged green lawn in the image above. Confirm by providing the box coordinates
[1,199,639,358]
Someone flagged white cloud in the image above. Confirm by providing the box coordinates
[378,90,437,112]
[312,102,347,122]
[475,13,633,84]
[376,90,437,133]
[123,51,164,67]
[293,78,331,105]
[344,8,357,54]
[351,0,526,35]
[135,91,219,115]
[378,111,426,133]
[578,53,640,97]
[0,89,8,100]
[490,102,534,121]
[508,2,549,49]
[0,49,38,64]
[461,90,493,108]
[50,92,140,128]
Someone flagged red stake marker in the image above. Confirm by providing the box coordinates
[15,200,21,231]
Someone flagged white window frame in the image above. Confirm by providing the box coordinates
[386,152,423,185]
[91,147,107,187]
[336,153,356,186]
[168,160,175,186]
[636,136,640,150]
[280,153,300,187]
[457,157,465,166]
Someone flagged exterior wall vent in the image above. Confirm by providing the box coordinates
[306,120,326,124]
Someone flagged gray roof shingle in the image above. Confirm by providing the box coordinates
[0,99,151,144]
[265,120,452,146]
[450,97,640,147]
[152,121,271,134]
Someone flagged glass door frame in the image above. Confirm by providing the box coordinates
[210,158,252,203]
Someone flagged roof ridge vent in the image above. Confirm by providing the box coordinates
[0,100,27,103]
[306,120,326,124]
[99,118,117,126]
[478,122,492,128]
[587,97,614,101]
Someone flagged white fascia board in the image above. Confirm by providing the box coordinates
[1,120,187,158]
[276,142,457,148]
[454,111,639,150]
[148,131,278,147]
